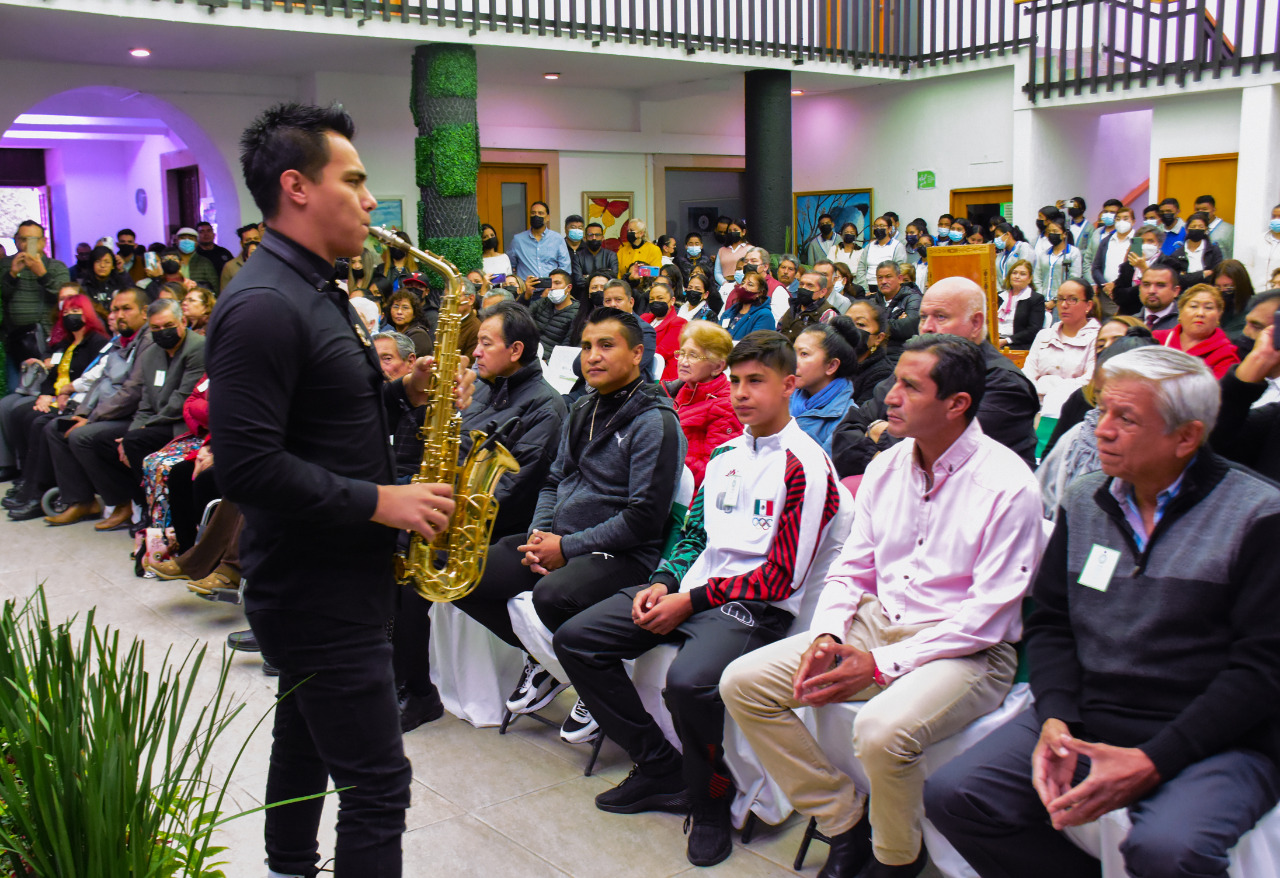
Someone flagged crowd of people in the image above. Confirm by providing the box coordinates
[2,156,1280,878]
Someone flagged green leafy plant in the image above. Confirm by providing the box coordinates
[0,588,335,878]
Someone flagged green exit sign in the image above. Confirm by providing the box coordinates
[917,170,936,190]
[1000,202,1013,218]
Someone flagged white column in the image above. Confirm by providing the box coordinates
[1235,84,1280,282]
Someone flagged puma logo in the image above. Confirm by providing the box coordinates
[721,602,755,627]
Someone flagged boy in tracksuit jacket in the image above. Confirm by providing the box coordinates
[554,329,845,869]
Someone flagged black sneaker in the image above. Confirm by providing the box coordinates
[400,686,445,732]
[227,629,260,652]
[685,797,734,867]
[504,655,568,715]
[856,846,930,878]
[595,766,689,814]
[560,698,600,744]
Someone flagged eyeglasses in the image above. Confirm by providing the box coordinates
[1054,296,1085,306]
[674,350,709,363]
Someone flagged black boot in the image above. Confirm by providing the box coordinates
[685,795,734,867]
[856,845,929,878]
[819,810,872,878]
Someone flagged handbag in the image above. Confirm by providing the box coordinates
[15,361,47,397]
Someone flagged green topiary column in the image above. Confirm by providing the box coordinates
[411,43,482,286]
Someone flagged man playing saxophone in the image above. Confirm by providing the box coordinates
[206,103,469,878]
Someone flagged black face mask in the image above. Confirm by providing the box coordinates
[481,237,496,251]
[388,247,407,262]
[589,291,604,307]
[1035,219,1047,232]
[1046,233,1063,247]
[905,234,919,247]
[725,230,742,245]
[713,230,727,245]
[529,215,546,230]
[118,245,135,258]
[626,232,639,246]
[351,267,365,280]
[873,227,887,241]
[160,259,181,276]
[915,245,929,259]
[842,233,857,245]
[586,239,602,252]
[152,326,181,350]
[649,301,669,318]
[1235,335,1255,359]
[819,223,834,236]
[1187,228,1207,242]
[62,313,85,333]
[795,288,815,307]
[1068,206,1084,219]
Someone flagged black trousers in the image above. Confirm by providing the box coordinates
[391,588,434,697]
[167,460,219,552]
[54,419,128,505]
[554,586,792,803]
[923,707,1280,878]
[14,409,61,503]
[452,532,653,649]
[249,608,411,878]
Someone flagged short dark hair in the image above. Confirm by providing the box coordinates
[530,200,550,214]
[1071,196,1087,212]
[902,334,987,423]
[884,211,899,223]
[113,286,150,311]
[727,330,796,376]
[587,270,614,289]
[1194,194,1216,207]
[818,212,834,223]
[239,102,356,220]
[603,279,634,302]
[1143,263,1180,287]
[564,214,585,226]
[715,215,733,227]
[196,221,213,230]
[1188,211,1211,227]
[586,306,643,348]
[1143,202,1161,216]
[684,231,703,244]
[549,268,572,285]
[479,300,541,364]
[586,222,604,233]
[15,219,44,236]
[1160,197,1180,210]
[938,213,954,223]
[117,228,136,239]
[1102,199,1124,211]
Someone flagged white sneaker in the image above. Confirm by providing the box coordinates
[560,697,601,743]
[505,656,569,715]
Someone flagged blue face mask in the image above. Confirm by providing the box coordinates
[994,237,1006,251]
[1271,218,1280,234]
[948,228,964,243]
[177,239,196,255]
[567,228,584,243]
[1100,212,1116,227]
[734,270,745,285]
[833,280,845,296]
[687,246,702,258]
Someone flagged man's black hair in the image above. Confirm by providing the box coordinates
[15,219,44,236]
[902,334,987,423]
[727,330,796,376]
[117,228,136,239]
[586,222,604,232]
[549,268,573,285]
[530,200,550,214]
[1102,198,1124,211]
[1160,197,1180,210]
[564,214,585,226]
[239,102,357,220]
[478,300,541,364]
[586,306,644,349]
[1194,194,1216,207]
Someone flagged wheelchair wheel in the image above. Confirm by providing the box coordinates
[41,487,68,518]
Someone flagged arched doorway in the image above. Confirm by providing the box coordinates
[0,86,239,260]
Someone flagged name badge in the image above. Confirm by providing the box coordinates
[153,370,166,387]
[723,475,742,511]
[1078,544,1121,593]
[50,352,63,366]
[196,378,209,393]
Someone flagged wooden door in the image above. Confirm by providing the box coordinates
[478,164,546,253]
[950,186,1014,231]
[1159,153,1237,223]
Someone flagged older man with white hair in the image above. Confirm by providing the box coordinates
[830,277,1039,476]
[926,346,1280,878]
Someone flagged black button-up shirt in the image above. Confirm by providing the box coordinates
[207,229,402,625]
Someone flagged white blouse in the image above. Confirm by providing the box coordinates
[1022,318,1101,418]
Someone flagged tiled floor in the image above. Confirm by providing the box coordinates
[0,510,837,877]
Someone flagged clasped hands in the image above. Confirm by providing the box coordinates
[519,530,565,575]
[630,583,694,635]
[1032,717,1161,830]
[791,634,878,707]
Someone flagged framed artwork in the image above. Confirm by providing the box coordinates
[794,189,873,257]
[368,198,404,252]
[926,243,1000,347]
[583,192,634,253]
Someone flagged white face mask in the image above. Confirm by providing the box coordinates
[547,289,568,305]
[1114,219,1133,236]
[1141,243,1161,261]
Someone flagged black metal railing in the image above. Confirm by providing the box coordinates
[1022,0,1279,102]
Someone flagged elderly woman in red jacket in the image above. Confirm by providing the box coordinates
[1153,284,1241,379]
[663,320,742,488]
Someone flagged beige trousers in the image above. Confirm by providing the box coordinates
[720,595,1016,865]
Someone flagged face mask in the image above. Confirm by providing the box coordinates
[529,215,546,230]
[627,231,639,246]
[842,233,857,245]
[589,291,604,307]
[948,229,964,243]
[819,223,834,236]
[1068,206,1084,219]
[916,245,929,259]
[686,246,702,258]
[1046,233,1063,247]
[1142,243,1161,261]
[725,230,742,245]
[905,234,919,247]
[713,230,727,245]
[482,237,496,251]
[649,301,669,318]
[388,247,407,261]
[152,326,181,349]
[994,238,1007,251]
[351,267,365,280]
[1270,218,1280,234]
[1187,228,1207,242]
[873,227,887,241]
[177,239,196,255]
[586,239,602,252]
[567,228,584,243]
[733,270,745,285]
[1161,212,1177,227]
[160,259,181,275]
[1100,212,1116,227]
[547,289,567,305]
[1036,219,1047,232]
[62,313,85,333]
[795,288,815,307]
[832,280,845,296]
[1115,219,1133,236]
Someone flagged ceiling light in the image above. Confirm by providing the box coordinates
[130,48,151,58]
[791,89,805,96]
[543,72,560,80]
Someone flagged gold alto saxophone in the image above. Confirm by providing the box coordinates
[368,226,520,602]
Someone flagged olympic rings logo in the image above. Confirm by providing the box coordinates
[752,516,774,529]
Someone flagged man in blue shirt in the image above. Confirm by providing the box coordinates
[508,200,571,290]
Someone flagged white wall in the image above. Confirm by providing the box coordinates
[1148,90,1242,197]
[792,67,1016,232]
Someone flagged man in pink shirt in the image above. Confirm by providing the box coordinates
[721,334,1046,878]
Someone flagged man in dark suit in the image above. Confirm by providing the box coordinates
[570,221,618,301]
[1136,264,1182,331]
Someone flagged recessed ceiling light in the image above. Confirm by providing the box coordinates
[130,48,151,58]
[791,89,805,96]
[543,72,561,80]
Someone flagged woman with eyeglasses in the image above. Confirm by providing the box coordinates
[1021,278,1101,417]
[663,320,741,489]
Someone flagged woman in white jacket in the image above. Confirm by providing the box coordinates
[1022,278,1100,419]
[856,214,908,292]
